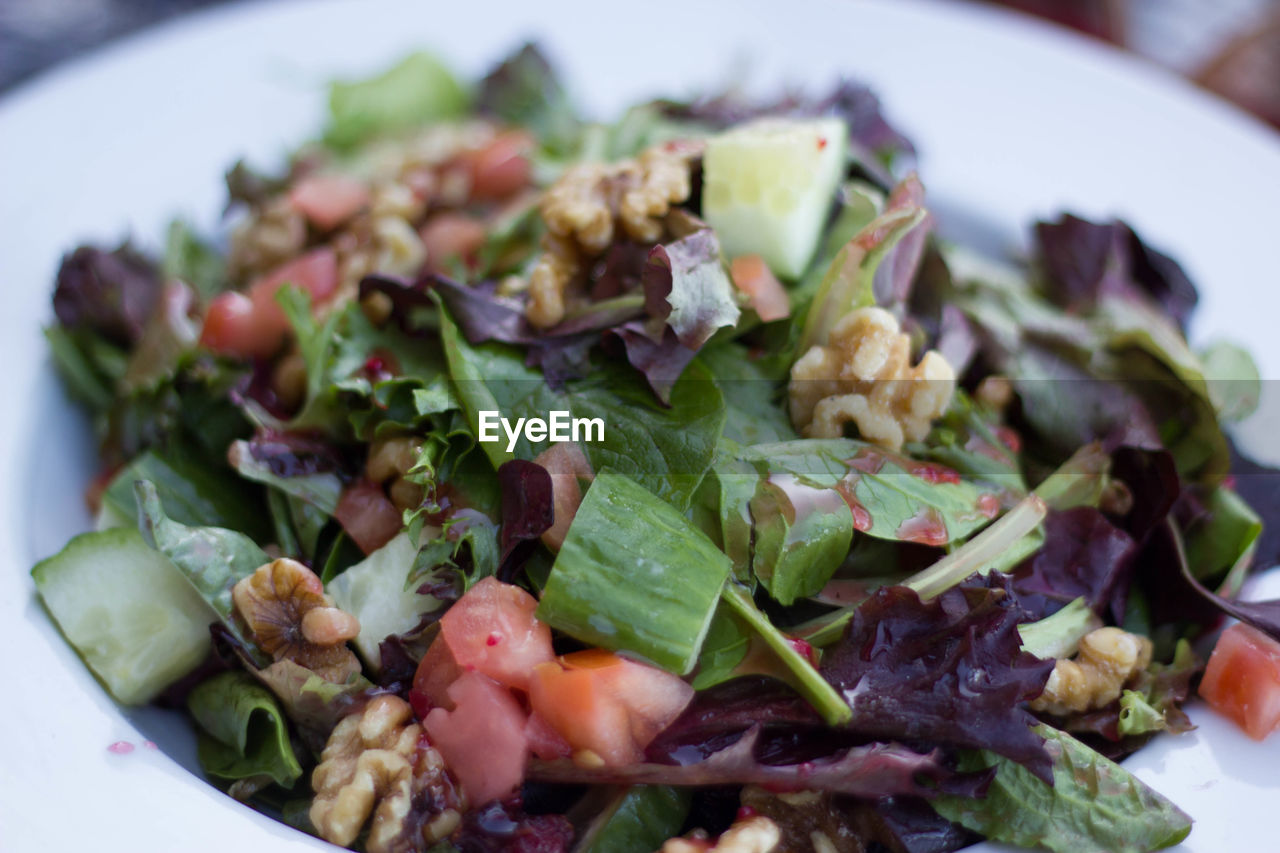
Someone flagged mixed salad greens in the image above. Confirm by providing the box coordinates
[33,42,1280,853]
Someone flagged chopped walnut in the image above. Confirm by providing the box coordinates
[662,816,782,853]
[228,196,307,280]
[1030,627,1154,716]
[526,142,700,328]
[366,436,427,513]
[789,307,955,451]
[232,558,361,682]
[311,695,465,853]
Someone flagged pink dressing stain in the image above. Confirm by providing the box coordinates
[143,740,158,750]
[845,450,885,475]
[835,478,874,532]
[896,507,949,547]
[993,426,1023,453]
[486,633,503,647]
[107,741,134,755]
[906,461,961,485]
[964,433,1010,463]
[977,493,1001,519]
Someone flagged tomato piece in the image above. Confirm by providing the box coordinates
[525,711,573,761]
[419,213,487,272]
[248,247,339,334]
[529,650,694,766]
[333,479,403,554]
[288,174,369,231]
[462,131,533,201]
[730,254,791,322]
[423,671,529,806]
[437,577,554,692]
[529,659,639,766]
[1200,622,1280,740]
[200,291,280,359]
[532,442,594,551]
[411,636,465,712]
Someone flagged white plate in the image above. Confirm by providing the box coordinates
[2,0,1279,850]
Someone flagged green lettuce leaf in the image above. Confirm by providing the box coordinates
[162,220,226,300]
[537,469,730,674]
[188,671,303,787]
[135,480,268,662]
[325,51,469,150]
[933,725,1192,853]
[575,786,691,853]
[440,308,724,511]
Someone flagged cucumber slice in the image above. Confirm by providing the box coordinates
[327,532,442,670]
[702,117,849,279]
[32,527,216,704]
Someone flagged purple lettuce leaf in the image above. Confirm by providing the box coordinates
[1034,214,1198,331]
[1012,507,1137,622]
[602,322,697,406]
[496,459,554,578]
[530,726,965,799]
[642,229,740,351]
[1170,516,1280,643]
[819,574,1056,783]
[53,243,162,346]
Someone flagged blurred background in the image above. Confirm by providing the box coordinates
[0,0,1277,128]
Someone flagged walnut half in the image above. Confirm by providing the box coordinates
[1030,627,1154,716]
[662,815,782,853]
[232,558,361,682]
[789,306,955,451]
[311,695,465,853]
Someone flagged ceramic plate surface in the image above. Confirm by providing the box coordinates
[2,0,1279,850]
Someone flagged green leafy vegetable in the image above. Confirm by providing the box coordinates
[135,480,268,662]
[1017,597,1099,661]
[574,786,691,853]
[933,725,1192,853]
[188,671,303,787]
[537,469,730,674]
[1117,690,1166,737]
[326,51,469,150]
[162,220,225,300]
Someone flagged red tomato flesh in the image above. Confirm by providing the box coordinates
[423,671,529,806]
[730,254,791,322]
[529,649,694,766]
[1200,622,1280,740]
[199,291,273,359]
[435,577,554,693]
[288,174,370,231]
[462,131,533,201]
[333,479,402,554]
[419,213,487,273]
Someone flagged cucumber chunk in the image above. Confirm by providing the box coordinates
[32,527,216,704]
[327,532,442,670]
[702,117,849,279]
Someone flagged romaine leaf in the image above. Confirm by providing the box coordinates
[933,725,1192,853]
[325,52,469,150]
[698,343,796,446]
[188,671,302,787]
[537,469,729,674]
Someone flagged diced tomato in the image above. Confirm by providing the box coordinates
[411,636,465,712]
[461,131,534,201]
[200,291,278,359]
[436,577,554,693]
[248,247,339,333]
[528,649,694,766]
[423,671,529,806]
[200,248,339,359]
[288,174,370,231]
[730,254,791,322]
[525,711,573,761]
[532,442,594,551]
[1200,623,1280,740]
[334,479,403,554]
[419,213,487,272]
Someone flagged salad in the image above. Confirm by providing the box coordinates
[33,42,1280,853]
